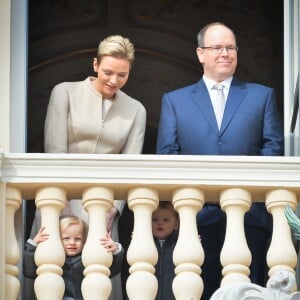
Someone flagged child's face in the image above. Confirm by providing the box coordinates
[152,207,179,240]
[61,224,85,256]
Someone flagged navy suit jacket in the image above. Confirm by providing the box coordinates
[156,77,284,227]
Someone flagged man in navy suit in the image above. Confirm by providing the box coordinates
[156,22,283,300]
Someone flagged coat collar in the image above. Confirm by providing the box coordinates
[65,254,82,265]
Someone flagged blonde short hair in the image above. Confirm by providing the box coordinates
[97,35,135,65]
[59,215,88,242]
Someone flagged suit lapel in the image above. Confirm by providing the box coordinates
[191,78,247,135]
[220,79,247,134]
[191,79,219,134]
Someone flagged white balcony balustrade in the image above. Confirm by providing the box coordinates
[1,152,300,299]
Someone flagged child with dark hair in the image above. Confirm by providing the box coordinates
[152,201,179,300]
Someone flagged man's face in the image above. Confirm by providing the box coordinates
[197,24,238,82]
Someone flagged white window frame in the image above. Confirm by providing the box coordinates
[284,0,300,156]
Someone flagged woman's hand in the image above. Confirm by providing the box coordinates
[106,207,119,232]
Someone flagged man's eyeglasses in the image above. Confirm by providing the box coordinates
[200,46,239,53]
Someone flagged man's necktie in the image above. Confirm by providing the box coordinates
[213,84,225,129]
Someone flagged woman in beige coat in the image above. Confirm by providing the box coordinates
[32,35,146,300]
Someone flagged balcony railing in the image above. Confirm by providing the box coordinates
[1,152,300,299]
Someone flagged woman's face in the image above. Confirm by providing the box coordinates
[93,55,130,99]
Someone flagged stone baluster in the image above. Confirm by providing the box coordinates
[219,188,252,285]
[5,186,22,300]
[34,186,67,300]
[126,187,159,300]
[266,189,298,280]
[81,186,114,300]
[172,188,205,300]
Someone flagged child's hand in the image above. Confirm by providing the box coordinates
[33,227,50,244]
[100,231,117,252]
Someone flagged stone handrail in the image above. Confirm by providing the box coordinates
[1,153,300,299]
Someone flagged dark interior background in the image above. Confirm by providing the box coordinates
[27,0,283,155]
[26,1,284,298]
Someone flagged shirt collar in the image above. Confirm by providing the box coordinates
[203,75,233,91]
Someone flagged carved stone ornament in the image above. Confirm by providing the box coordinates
[210,270,300,300]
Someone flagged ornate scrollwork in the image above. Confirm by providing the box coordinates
[210,270,300,300]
